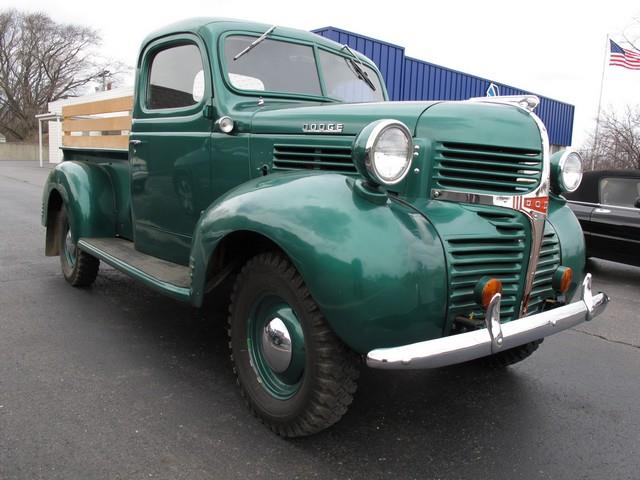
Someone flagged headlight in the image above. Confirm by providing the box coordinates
[353,119,413,186]
[551,150,583,194]
[560,152,583,192]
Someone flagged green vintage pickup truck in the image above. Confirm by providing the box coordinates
[42,18,609,436]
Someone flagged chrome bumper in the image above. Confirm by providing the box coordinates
[367,274,609,370]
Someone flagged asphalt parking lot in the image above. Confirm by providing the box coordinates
[1,161,639,480]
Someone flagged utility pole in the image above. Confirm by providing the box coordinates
[100,70,111,91]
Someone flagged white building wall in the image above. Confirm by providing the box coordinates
[48,120,63,163]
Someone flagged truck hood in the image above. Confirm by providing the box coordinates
[250,101,440,136]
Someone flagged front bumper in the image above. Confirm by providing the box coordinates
[367,274,609,369]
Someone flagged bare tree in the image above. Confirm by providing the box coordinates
[581,106,640,171]
[622,15,640,51]
[0,9,123,141]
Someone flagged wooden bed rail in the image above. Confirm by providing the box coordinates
[62,96,133,150]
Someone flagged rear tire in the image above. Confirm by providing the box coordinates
[478,340,542,368]
[228,252,359,437]
[58,207,100,287]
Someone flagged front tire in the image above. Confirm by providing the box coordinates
[58,207,100,287]
[228,252,359,437]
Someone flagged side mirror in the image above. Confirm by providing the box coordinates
[634,197,640,209]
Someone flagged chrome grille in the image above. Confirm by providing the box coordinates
[272,145,356,173]
[527,224,561,315]
[433,142,543,194]
[446,208,527,324]
[446,211,561,328]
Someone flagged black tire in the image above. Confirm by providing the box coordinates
[478,339,542,368]
[58,207,100,287]
[228,252,359,437]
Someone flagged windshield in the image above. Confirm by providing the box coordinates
[317,49,384,102]
[223,35,385,103]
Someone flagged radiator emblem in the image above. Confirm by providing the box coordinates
[302,122,344,133]
[515,196,549,215]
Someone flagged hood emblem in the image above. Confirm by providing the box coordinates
[303,122,344,133]
[515,195,549,215]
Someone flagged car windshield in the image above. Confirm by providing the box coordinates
[318,49,384,102]
[223,35,385,103]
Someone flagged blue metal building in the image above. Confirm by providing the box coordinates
[313,26,574,147]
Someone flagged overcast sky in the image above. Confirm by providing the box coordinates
[9,0,640,147]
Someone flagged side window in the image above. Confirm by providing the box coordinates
[599,177,640,207]
[147,44,204,110]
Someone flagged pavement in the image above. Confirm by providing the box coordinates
[0,161,639,480]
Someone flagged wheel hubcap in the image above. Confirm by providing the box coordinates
[248,295,305,399]
[64,229,76,266]
[262,317,292,373]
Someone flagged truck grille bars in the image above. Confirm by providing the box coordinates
[445,217,561,329]
[433,142,543,195]
[432,104,551,318]
[272,144,356,173]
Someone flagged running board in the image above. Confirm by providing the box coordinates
[77,237,191,303]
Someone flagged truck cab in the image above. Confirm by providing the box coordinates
[42,18,609,437]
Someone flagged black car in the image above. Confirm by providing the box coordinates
[565,170,640,266]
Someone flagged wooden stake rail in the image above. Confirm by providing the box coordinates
[62,96,133,150]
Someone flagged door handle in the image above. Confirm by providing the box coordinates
[594,208,611,214]
[129,139,143,146]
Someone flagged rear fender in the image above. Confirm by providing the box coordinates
[190,172,447,354]
[42,161,117,248]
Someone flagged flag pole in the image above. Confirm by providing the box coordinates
[593,34,609,170]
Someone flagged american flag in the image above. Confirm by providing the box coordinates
[609,39,640,70]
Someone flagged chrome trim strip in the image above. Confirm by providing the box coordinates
[432,101,551,316]
[568,200,640,213]
[61,146,128,152]
[366,274,609,370]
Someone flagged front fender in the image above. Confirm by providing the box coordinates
[191,172,447,354]
[548,196,586,298]
[42,161,116,241]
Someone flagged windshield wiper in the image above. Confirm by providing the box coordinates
[233,25,276,61]
[341,44,376,91]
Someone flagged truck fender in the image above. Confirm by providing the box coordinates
[547,197,586,298]
[42,161,117,255]
[190,172,448,354]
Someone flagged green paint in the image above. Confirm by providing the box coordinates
[247,295,305,399]
[130,33,214,265]
[42,160,118,241]
[547,194,586,298]
[190,172,447,353]
[41,18,588,356]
